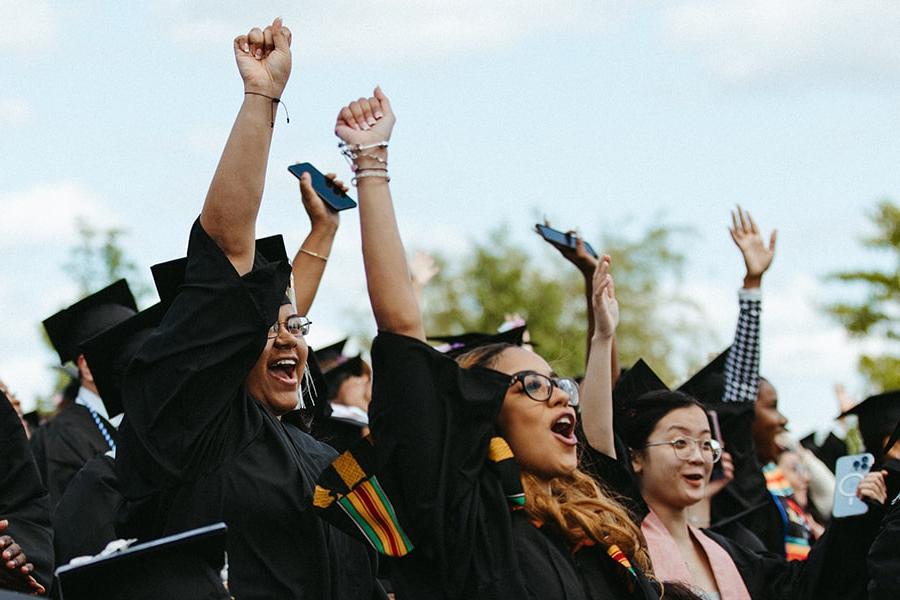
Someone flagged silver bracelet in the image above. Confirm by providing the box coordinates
[351,171,390,186]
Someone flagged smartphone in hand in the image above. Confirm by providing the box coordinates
[708,410,726,481]
[534,224,598,258]
[832,453,873,518]
[288,163,357,212]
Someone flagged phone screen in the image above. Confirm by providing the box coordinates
[288,163,357,212]
[708,410,726,481]
[534,224,598,258]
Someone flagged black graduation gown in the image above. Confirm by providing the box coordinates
[115,219,374,600]
[0,393,54,592]
[29,402,115,508]
[312,413,367,454]
[581,438,883,600]
[52,454,120,565]
[367,332,659,600]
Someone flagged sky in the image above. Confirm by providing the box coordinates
[2,0,899,437]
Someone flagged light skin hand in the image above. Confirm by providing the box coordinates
[591,255,618,341]
[335,87,394,145]
[234,17,293,97]
[729,205,776,289]
[856,470,888,505]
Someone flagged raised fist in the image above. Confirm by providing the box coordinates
[234,17,293,98]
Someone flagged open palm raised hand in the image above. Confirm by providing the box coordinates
[591,255,619,340]
[233,18,293,97]
[729,205,776,283]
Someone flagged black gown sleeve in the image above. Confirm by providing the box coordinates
[867,503,900,600]
[577,432,648,521]
[368,332,524,597]
[117,218,291,499]
[0,393,54,593]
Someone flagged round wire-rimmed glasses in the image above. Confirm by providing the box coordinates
[644,437,722,463]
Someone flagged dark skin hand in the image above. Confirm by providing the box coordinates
[0,520,45,594]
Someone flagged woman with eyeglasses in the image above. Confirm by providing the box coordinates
[115,19,376,599]
[327,86,681,600]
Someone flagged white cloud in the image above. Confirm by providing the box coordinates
[0,0,60,53]
[663,0,900,86]
[156,0,623,62]
[0,181,121,248]
[0,96,32,124]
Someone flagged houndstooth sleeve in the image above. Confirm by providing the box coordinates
[722,288,762,403]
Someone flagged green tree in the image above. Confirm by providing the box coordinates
[824,199,900,390]
[36,219,149,413]
[421,222,710,382]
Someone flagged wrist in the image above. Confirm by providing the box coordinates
[355,148,388,170]
[590,333,614,346]
[743,274,762,289]
[309,220,339,236]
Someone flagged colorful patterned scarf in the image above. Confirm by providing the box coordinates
[763,463,812,560]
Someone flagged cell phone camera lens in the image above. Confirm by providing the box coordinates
[853,461,860,469]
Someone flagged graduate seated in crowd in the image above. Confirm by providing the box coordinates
[113,18,378,600]
[0,390,52,596]
[31,280,137,508]
[314,84,696,599]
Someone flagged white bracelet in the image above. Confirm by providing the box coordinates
[352,171,390,186]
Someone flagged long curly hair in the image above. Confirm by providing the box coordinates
[457,343,653,574]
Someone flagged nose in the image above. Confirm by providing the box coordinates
[274,328,299,348]
[548,385,570,408]
[686,443,706,463]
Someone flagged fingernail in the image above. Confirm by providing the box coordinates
[367,118,376,126]
[256,49,262,59]
[374,111,384,119]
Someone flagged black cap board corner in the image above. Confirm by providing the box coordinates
[612,358,670,408]
[841,390,900,461]
[43,280,138,365]
[80,303,166,418]
[677,347,730,406]
[429,325,530,358]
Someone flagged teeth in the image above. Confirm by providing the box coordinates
[272,359,297,367]
[556,415,572,426]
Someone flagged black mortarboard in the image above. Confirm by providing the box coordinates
[612,359,670,408]
[22,411,41,431]
[80,303,165,418]
[55,523,229,600]
[429,325,530,358]
[841,390,900,463]
[152,234,289,306]
[678,348,729,406]
[324,355,371,399]
[43,280,138,365]
[314,338,349,372]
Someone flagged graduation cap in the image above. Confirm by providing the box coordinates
[152,234,289,306]
[314,338,349,372]
[677,348,729,406]
[612,359,669,409]
[43,280,138,365]
[80,303,166,419]
[324,355,371,399]
[429,325,530,358]
[55,523,229,600]
[840,390,900,463]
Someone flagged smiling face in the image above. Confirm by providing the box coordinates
[245,303,309,416]
[753,379,788,464]
[632,405,714,510]
[492,347,578,481]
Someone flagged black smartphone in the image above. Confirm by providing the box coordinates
[534,224,598,258]
[708,410,726,481]
[288,163,357,212]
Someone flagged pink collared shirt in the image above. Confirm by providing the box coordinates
[641,510,750,600]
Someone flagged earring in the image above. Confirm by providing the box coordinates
[298,363,317,409]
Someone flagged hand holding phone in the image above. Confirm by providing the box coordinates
[288,163,357,212]
[708,410,726,481]
[534,224,599,258]
[832,453,873,518]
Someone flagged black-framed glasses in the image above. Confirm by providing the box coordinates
[509,371,580,407]
[644,437,722,463]
[267,315,312,339]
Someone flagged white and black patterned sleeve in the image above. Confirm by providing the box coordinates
[722,288,762,403]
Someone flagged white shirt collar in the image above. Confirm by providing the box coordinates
[75,386,122,427]
[329,403,369,426]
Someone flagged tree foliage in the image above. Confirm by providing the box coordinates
[824,199,900,390]
[421,222,710,381]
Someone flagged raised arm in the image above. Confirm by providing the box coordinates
[580,256,618,457]
[334,88,425,340]
[722,206,776,403]
[291,172,345,316]
[200,18,292,275]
